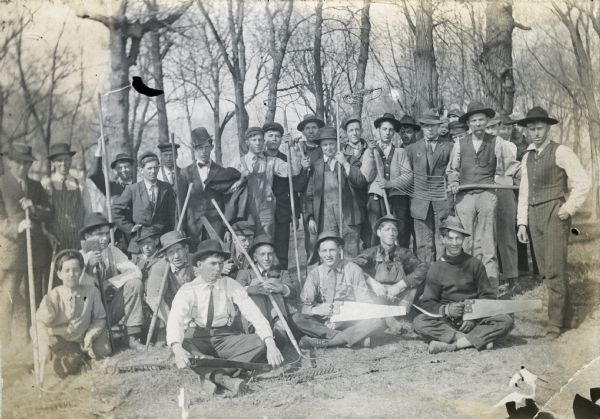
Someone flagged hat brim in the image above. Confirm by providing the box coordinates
[135,232,163,243]
[297,118,325,132]
[48,151,76,160]
[398,122,421,131]
[516,116,559,127]
[155,237,189,254]
[418,118,442,126]
[8,153,36,162]
[110,157,134,169]
[374,117,401,132]
[373,216,399,233]
[309,236,345,265]
[158,144,181,151]
[79,221,115,238]
[249,240,275,256]
[440,226,471,237]
[192,249,231,265]
[458,108,495,124]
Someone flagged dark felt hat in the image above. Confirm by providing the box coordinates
[297,114,325,132]
[440,215,470,237]
[373,214,399,232]
[309,231,345,265]
[110,153,134,169]
[232,220,255,237]
[48,143,76,160]
[191,127,213,148]
[156,230,189,255]
[314,126,338,143]
[262,122,284,135]
[157,142,180,151]
[249,234,275,257]
[448,121,468,134]
[138,151,159,167]
[458,101,495,124]
[135,226,163,243]
[398,115,421,131]
[374,113,401,132]
[342,116,362,131]
[245,126,264,139]
[516,106,559,127]
[191,239,231,265]
[418,110,442,126]
[79,212,114,238]
[7,143,36,162]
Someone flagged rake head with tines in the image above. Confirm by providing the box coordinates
[390,170,449,201]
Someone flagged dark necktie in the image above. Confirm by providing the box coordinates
[426,141,434,174]
[205,285,214,329]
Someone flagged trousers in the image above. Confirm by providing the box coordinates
[496,189,518,279]
[413,313,513,350]
[413,205,445,262]
[106,277,144,335]
[528,199,572,332]
[292,313,385,347]
[274,221,291,269]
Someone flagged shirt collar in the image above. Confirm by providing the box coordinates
[143,179,157,190]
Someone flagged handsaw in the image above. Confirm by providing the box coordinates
[462,299,543,321]
[190,357,272,372]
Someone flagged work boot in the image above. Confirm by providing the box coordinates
[299,336,330,349]
[428,340,457,354]
[125,335,145,350]
[213,372,246,396]
[545,329,561,340]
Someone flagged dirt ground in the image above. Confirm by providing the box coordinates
[2,223,599,418]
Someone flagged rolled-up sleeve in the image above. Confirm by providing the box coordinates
[446,142,461,185]
[495,137,520,184]
[230,279,274,341]
[556,145,591,216]
[516,153,530,226]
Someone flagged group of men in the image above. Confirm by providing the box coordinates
[0,101,590,395]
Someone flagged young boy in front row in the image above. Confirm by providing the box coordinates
[34,249,111,378]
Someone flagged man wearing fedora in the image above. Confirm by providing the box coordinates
[167,240,284,396]
[180,127,242,252]
[89,136,135,199]
[42,142,89,251]
[236,235,300,343]
[145,230,195,344]
[304,126,368,258]
[406,110,454,262]
[131,225,163,278]
[0,143,53,345]
[413,216,513,354]
[446,101,520,290]
[157,142,187,209]
[263,121,310,269]
[79,213,144,348]
[367,113,413,248]
[113,151,176,254]
[353,215,428,333]
[516,107,590,338]
[397,114,422,148]
[292,231,386,349]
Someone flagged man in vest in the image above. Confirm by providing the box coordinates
[367,113,412,248]
[516,107,590,338]
[446,102,520,290]
[405,111,454,262]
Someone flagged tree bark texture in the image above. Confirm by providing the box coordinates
[412,0,438,117]
[352,0,371,118]
[313,0,325,121]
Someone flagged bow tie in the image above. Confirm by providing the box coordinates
[198,162,210,168]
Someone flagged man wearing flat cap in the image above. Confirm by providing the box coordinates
[262,121,310,269]
[112,151,176,254]
[413,216,513,354]
[180,127,242,252]
[292,231,385,349]
[366,113,413,249]
[0,143,53,345]
[405,110,454,262]
[516,107,590,338]
[446,101,520,290]
[167,239,284,396]
[304,127,368,257]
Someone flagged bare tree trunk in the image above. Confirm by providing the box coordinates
[313,0,325,120]
[412,0,438,117]
[352,0,371,117]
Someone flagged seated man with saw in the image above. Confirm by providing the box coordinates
[353,214,428,333]
[292,231,386,349]
[167,240,284,396]
[413,216,514,354]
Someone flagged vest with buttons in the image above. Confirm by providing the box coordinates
[378,145,394,180]
[458,133,497,185]
[323,162,339,205]
[526,141,567,206]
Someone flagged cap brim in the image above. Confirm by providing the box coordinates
[440,226,471,237]
[79,221,115,238]
[155,237,189,254]
[110,158,134,169]
[374,117,401,132]
[48,151,76,160]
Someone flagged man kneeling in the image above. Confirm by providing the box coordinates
[167,240,284,396]
[414,216,513,354]
[292,232,386,349]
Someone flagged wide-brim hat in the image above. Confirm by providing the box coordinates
[373,214,399,233]
[458,101,496,124]
[440,215,470,237]
[232,220,255,237]
[309,231,345,265]
[48,143,76,160]
[156,231,189,255]
[297,114,325,132]
[314,126,337,143]
[248,234,275,257]
[7,143,36,162]
[486,117,501,128]
[110,153,134,169]
[516,106,559,127]
[157,142,180,151]
[342,116,362,131]
[191,127,213,148]
[191,239,231,265]
[79,212,114,238]
[262,122,284,135]
[499,114,517,126]
[374,113,401,132]
[135,226,163,243]
[398,115,421,131]
[418,110,442,126]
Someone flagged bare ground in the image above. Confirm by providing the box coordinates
[2,223,600,418]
